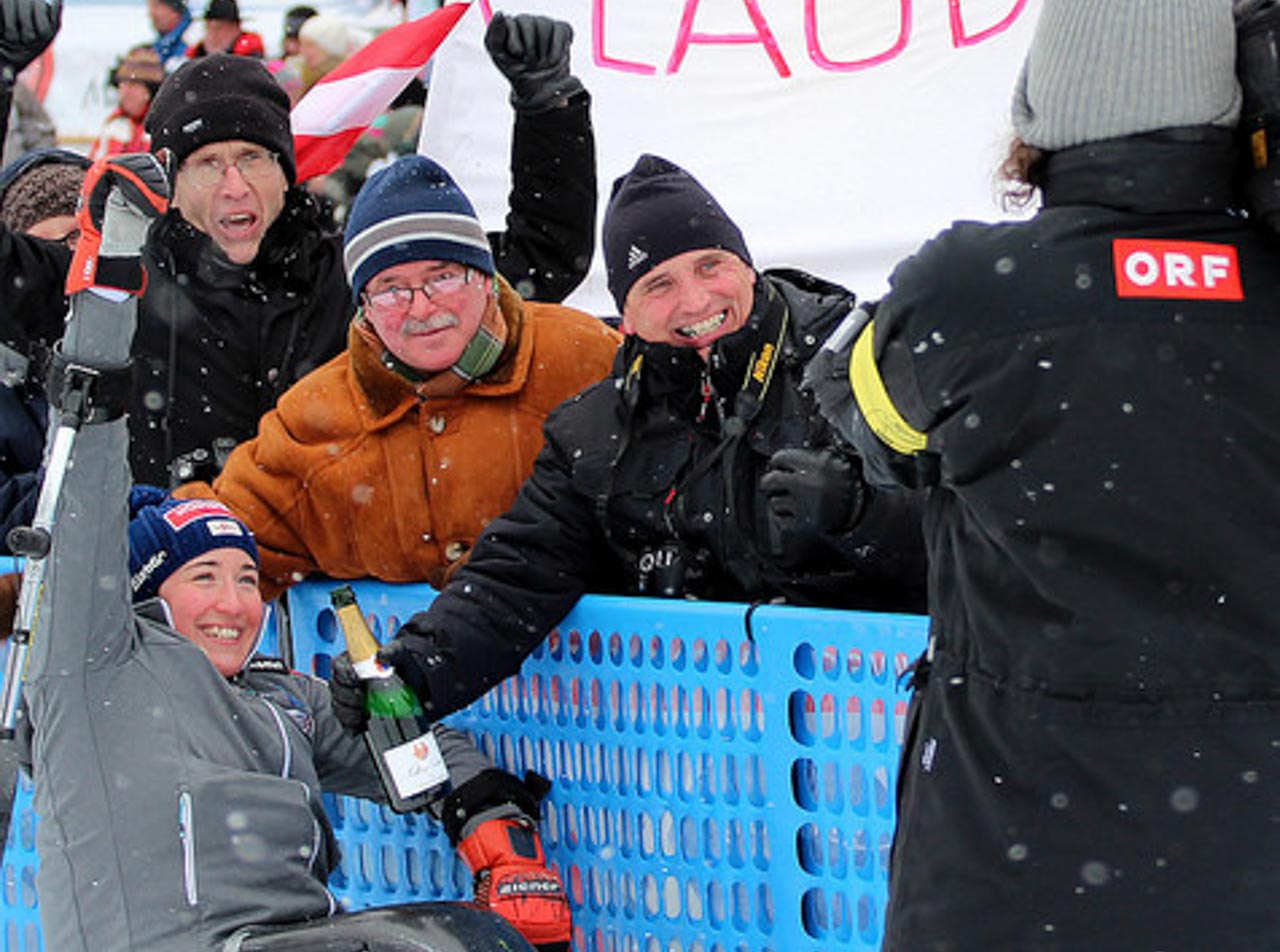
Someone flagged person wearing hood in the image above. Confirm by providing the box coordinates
[1,11,599,489]
[327,155,928,735]
[0,147,89,552]
[17,152,537,952]
[806,0,1280,947]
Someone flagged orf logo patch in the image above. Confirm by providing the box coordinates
[1113,239,1243,301]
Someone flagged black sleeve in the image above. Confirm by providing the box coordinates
[488,90,596,304]
[393,400,608,717]
[0,222,71,351]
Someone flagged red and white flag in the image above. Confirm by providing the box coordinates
[291,2,471,183]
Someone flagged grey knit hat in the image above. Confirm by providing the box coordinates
[1011,0,1242,151]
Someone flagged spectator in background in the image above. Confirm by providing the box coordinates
[264,3,315,103]
[809,1,1280,948]
[295,12,359,96]
[0,148,89,553]
[187,0,266,59]
[280,3,316,58]
[1,79,55,169]
[146,0,195,71]
[88,45,165,159]
[0,0,59,167]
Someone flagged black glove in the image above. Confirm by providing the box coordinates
[484,12,584,113]
[761,447,866,559]
[0,0,62,84]
[66,152,170,296]
[329,651,369,735]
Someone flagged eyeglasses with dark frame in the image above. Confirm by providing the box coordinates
[362,267,474,318]
[180,149,280,189]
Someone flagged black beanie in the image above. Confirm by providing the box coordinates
[146,53,297,183]
[602,154,752,313]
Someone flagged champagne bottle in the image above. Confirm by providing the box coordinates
[330,585,450,812]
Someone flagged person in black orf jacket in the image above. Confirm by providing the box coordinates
[330,154,927,725]
[0,12,597,488]
[807,1,1280,949]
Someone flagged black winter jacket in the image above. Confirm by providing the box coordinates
[832,128,1280,950]
[393,268,928,718]
[0,93,598,486]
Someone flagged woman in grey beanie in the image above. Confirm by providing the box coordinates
[810,0,1280,947]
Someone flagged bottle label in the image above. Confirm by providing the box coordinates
[353,657,395,681]
[382,729,450,800]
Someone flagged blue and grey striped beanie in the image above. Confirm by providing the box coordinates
[343,155,495,304]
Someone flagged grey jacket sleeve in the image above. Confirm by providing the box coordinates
[25,287,136,686]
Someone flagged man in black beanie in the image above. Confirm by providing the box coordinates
[330,154,928,737]
[1,11,600,488]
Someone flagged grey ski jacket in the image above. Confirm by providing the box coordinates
[18,289,386,950]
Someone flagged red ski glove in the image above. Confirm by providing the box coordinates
[66,152,169,297]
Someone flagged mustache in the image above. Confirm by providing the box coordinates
[401,313,460,334]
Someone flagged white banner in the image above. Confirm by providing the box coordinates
[421,0,1043,316]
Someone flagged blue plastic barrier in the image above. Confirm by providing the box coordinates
[0,581,928,952]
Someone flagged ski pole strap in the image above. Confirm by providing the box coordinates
[45,349,132,425]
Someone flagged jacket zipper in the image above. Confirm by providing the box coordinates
[178,789,198,906]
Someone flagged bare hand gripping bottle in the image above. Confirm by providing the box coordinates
[329,585,450,812]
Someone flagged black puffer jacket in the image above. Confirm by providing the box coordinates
[393,268,929,718]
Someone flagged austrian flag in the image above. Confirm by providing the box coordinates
[291,2,471,183]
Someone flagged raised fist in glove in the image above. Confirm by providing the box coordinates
[66,152,169,297]
[0,0,61,84]
[484,12,584,114]
[761,447,866,562]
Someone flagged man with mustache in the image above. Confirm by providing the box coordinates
[172,152,621,952]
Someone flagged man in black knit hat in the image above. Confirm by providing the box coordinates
[1,11,599,488]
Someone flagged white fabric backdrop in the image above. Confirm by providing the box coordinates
[420,0,1043,316]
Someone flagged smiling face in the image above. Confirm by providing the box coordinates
[158,548,264,677]
[621,248,756,360]
[362,259,493,373]
[172,139,288,265]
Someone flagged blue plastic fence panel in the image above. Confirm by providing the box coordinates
[286,580,930,952]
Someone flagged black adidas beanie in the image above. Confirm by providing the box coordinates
[602,154,752,313]
[146,53,297,183]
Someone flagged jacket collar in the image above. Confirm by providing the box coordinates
[1041,126,1238,214]
[350,274,530,422]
